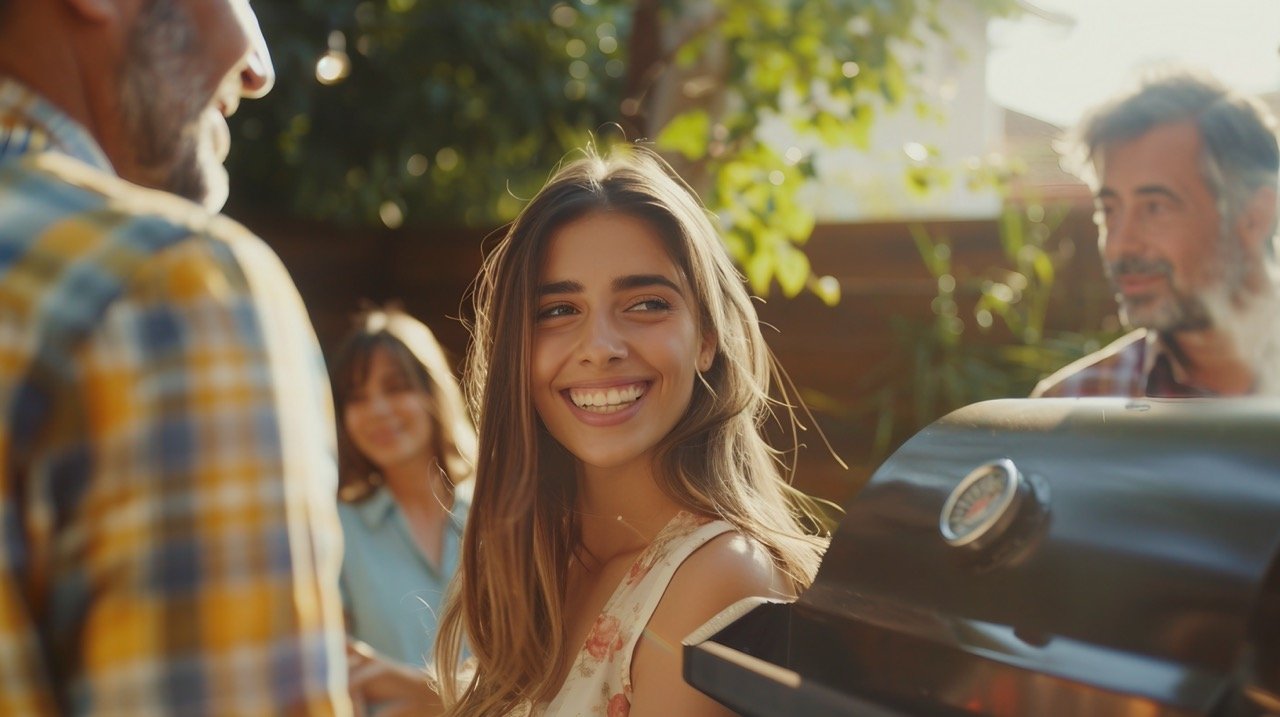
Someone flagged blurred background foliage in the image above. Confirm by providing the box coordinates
[228,0,1019,303]
[855,198,1120,460]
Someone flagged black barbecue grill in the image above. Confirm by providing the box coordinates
[685,397,1280,716]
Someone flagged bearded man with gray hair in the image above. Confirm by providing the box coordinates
[1033,68,1280,398]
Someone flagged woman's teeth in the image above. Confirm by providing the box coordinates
[569,383,646,413]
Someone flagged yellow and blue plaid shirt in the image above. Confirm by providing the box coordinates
[0,78,350,715]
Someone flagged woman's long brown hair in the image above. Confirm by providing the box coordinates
[435,146,830,715]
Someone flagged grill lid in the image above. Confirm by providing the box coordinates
[686,398,1280,716]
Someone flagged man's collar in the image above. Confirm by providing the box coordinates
[1147,332,1209,397]
[1150,329,1257,397]
[0,76,114,173]
[1147,330,1193,386]
[1140,329,1162,377]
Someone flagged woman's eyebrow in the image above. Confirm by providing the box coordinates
[537,279,583,296]
[612,274,680,293]
[537,275,681,296]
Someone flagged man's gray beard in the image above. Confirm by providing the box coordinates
[118,0,210,204]
[1114,221,1250,334]
[1117,285,1213,333]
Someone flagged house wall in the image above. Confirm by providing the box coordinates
[757,0,1006,222]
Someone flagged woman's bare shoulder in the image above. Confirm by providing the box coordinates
[672,530,793,610]
[627,530,793,717]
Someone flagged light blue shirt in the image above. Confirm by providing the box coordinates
[338,481,470,667]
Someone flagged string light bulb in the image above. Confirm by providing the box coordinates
[316,31,351,85]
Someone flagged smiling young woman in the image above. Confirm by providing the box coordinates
[530,210,715,477]
[419,146,832,717]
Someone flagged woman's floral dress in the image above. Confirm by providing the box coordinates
[535,512,733,717]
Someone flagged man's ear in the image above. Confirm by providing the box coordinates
[1236,184,1278,257]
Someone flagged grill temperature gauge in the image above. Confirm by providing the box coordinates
[940,458,1027,550]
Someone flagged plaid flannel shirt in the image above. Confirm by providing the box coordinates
[1032,329,1212,398]
[0,78,350,715]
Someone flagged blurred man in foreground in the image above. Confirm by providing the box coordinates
[0,0,350,713]
[1034,69,1279,398]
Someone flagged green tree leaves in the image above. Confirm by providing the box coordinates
[228,0,1016,300]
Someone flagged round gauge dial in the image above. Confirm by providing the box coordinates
[940,459,1020,548]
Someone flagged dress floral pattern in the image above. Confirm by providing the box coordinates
[534,512,733,717]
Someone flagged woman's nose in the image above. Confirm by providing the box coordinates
[578,314,627,366]
[363,391,395,416]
